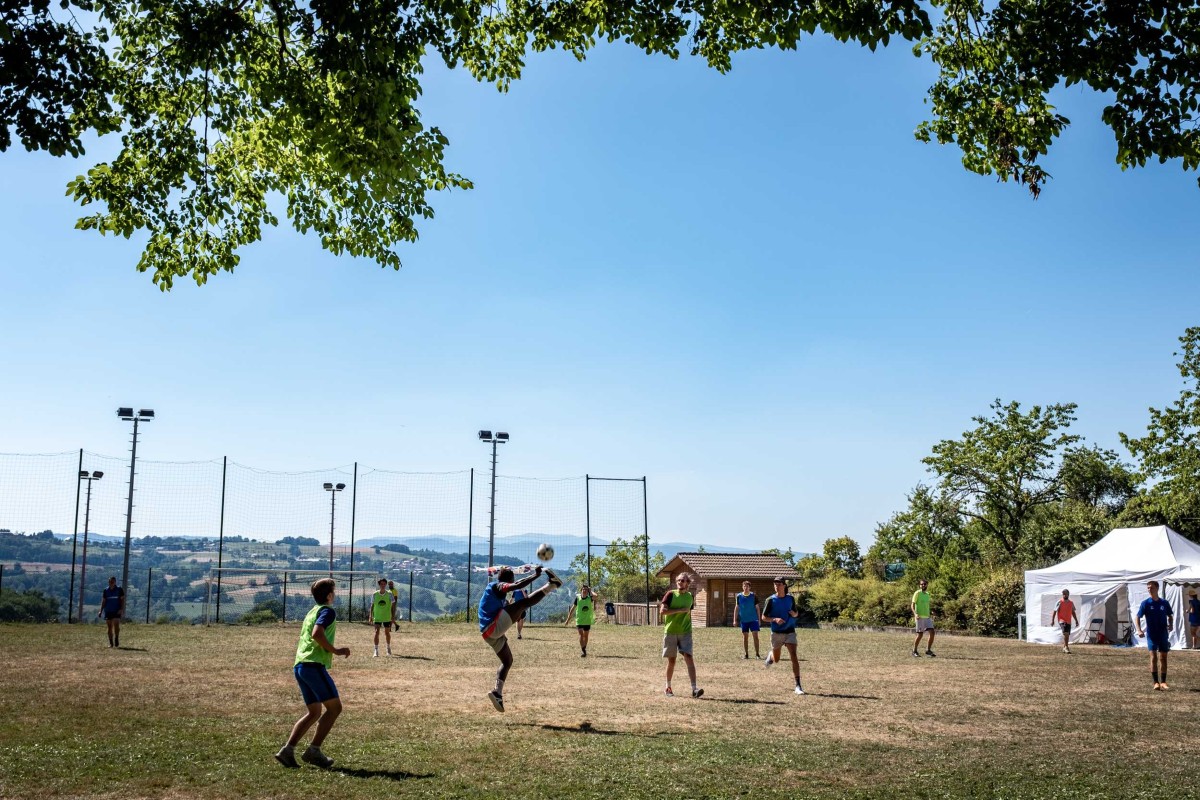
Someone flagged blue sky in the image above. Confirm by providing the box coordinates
[1,35,1197,553]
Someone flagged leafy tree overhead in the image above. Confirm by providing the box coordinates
[6,1,1200,287]
[923,399,1080,558]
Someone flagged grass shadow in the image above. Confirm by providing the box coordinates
[115,646,149,652]
[333,767,433,781]
[709,697,787,706]
[934,656,992,662]
[593,654,637,659]
[806,692,881,701]
[388,654,433,661]
[519,722,680,738]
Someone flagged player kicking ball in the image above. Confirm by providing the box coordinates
[479,565,562,712]
[275,578,350,769]
[762,577,804,695]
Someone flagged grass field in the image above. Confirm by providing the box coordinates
[1,622,1197,800]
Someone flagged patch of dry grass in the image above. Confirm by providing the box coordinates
[1,621,1196,799]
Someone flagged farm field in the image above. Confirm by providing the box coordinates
[0,622,1196,799]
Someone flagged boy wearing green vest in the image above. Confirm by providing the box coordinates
[911,579,936,657]
[371,578,393,657]
[275,578,350,769]
[660,572,703,698]
[564,584,597,657]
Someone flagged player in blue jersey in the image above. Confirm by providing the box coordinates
[735,581,762,659]
[1136,580,1174,690]
[762,577,804,695]
[479,565,562,712]
[99,576,125,648]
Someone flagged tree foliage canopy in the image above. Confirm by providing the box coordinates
[5,0,1200,287]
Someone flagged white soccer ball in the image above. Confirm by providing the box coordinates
[536,543,554,562]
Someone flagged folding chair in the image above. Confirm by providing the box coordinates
[1086,618,1103,644]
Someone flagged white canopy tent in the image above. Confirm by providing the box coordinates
[1024,525,1200,648]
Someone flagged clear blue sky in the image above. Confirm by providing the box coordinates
[1,36,1197,553]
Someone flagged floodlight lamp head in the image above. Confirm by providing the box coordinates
[117,407,134,419]
[496,432,509,440]
[93,471,104,479]
[335,483,346,491]
[323,482,333,490]
[478,430,492,441]
[80,470,89,478]
[139,409,155,419]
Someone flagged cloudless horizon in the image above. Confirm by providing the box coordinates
[2,36,1197,553]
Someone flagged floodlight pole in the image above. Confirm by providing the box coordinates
[328,489,337,575]
[487,438,498,568]
[78,472,101,622]
[68,450,83,623]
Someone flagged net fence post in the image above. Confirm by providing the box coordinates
[466,468,474,620]
[146,567,152,623]
[348,462,358,622]
[282,571,288,623]
[69,448,83,624]
[408,570,414,622]
[586,474,592,587]
[643,477,650,626]
[216,456,227,624]
[1,564,4,596]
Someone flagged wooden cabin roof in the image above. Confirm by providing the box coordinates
[657,552,800,580]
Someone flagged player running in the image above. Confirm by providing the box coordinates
[762,577,804,695]
[478,565,562,712]
[660,572,703,698]
[564,584,597,657]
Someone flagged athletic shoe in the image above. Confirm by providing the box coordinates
[691,688,704,699]
[743,653,749,660]
[1153,683,1163,691]
[544,569,563,589]
[925,650,936,657]
[274,747,299,769]
[664,687,674,697]
[488,691,505,712]
[764,653,774,667]
[794,686,806,695]
[301,747,334,769]
[373,650,378,658]
[911,650,920,658]
[1160,682,1170,690]
[517,634,522,640]
[386,648,392,656]
[1063,647,1070,654]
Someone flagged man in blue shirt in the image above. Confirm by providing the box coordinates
[99,576,125,648]
[761,577,804,695]
[479,565,561,712]
[735,581,762,660]
[1136,580,1174,691]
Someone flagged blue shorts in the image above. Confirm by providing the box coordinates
[740,620,760,633]
[294,662,339,705]
[1146,633,1171,653]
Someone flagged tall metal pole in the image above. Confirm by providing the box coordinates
[328,489,337,575]
[120,416,140,612]
[466,468,474,619]
[643,477,650,626]
[78,479,96,623]
[408,570,414,622]
[585,474,592,587]
[487,440,498,568]
[216,456,227,623]
[348,463,358,623]
[68,449,83,624]
[145,568,152,623]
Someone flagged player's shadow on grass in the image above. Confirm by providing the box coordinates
[334,767,432,781]
[116,646,149,652]
[389,654,433,661]
[935,656,992,662]
[520,722,680,738]
[593,654,637,659]
[709,698,787,706]
[806,692,881,701]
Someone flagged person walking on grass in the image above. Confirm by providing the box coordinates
[564,584,597,657]
[1054,589,1080,654]
[736,581,762,660]
[1136,580,1174,691]
[1188,589,1199,650]
[911,579,936,657]
[479,565,562,712]
[276,578,350,769]
[371,578,393,657]
[661,572,703,699]
[762,577,805,694]
[99,576,125,648]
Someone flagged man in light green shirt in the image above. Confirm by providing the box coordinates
[371,578,393,657]
[660,573,703,698]
[911,579,936,657]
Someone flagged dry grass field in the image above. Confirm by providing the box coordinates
[1,621,1197,799]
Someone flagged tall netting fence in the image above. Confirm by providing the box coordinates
[0,452,648,626]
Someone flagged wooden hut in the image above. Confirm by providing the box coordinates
[657,552,800,627]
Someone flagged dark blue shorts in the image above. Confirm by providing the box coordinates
[1146,633,1171,653]
[294,662,339,705]
[740,620,761,633]
[104,611,121,620]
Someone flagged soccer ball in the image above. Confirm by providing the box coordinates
[536,543,554,562]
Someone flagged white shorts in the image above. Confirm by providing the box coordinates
[482,611,514,654]
[916,617,934,632]
[771,631,797,648]
[662,633,693,658]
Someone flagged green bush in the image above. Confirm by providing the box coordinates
[962,569,1024,637]
[851,580,912,626]
[807,574,866,622]
[0,588,60,622]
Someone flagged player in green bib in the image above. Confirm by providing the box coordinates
[660,572,703,698]
[371,578,393,657]
[911,579,936,657]
[275,578,350,770]
[564,584,598,657]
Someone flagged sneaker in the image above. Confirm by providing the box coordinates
[373,650,378,658]
[544,569,563,589]
[1153,683,1163,691]
[580,651,586,658]
[386,649,392,656]
[517,634,522,640]
[691,688,704,699]
[1160,682,1170,690]
[764,654,774,667]
[664,687,674,697]
[301,747,334,769]
[487,691,505,712]
[911,650,920,658]
[274,747,299,769]
[1063,647,1070,654]
[794,686,806,695]
[925,650,936,657]
[743,653,749,660]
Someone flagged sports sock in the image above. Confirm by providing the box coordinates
[494,678,505,697]
[690,681,697,691]
[1161,667,1167,682]
[1152,671,1159,684]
